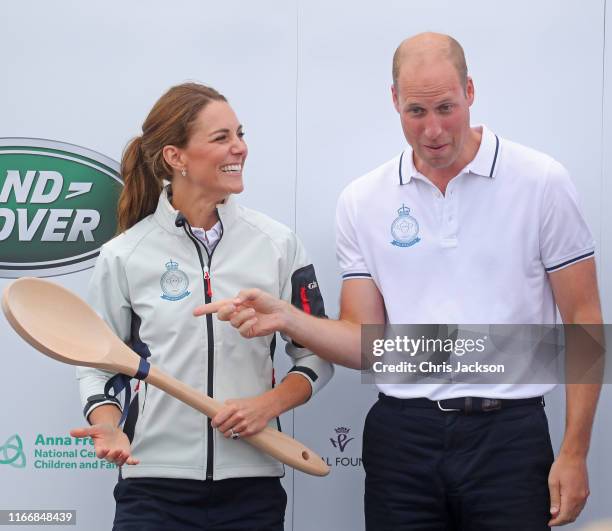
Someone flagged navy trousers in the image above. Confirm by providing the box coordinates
[112,476,286,531]
[363,395,554,530]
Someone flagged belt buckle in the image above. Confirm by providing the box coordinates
[481,398,501,412]
[437,400,461,412]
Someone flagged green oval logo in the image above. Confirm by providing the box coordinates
[0,138,122,277]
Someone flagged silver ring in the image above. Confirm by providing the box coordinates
[230,429,240,440]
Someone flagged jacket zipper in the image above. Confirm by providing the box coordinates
[180,215,223,480]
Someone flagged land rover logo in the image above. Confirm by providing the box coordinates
[0,138,122,277]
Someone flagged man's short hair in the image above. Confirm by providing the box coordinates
[392,34,468,93]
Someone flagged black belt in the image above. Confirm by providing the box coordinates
[378,393,544,414]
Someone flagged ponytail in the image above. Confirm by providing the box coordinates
[117,136,162,232]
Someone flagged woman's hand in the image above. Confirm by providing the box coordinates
[70,424,139,466]
[211,394,277,439]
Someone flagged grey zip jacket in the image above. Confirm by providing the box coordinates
[77,188,333,481]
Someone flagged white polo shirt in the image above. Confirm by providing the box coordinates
[336,125,595,400]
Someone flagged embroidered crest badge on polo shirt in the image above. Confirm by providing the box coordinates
[390,204,421,248]
[160,259,191,301]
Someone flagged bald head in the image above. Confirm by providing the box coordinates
[392,32,468,92]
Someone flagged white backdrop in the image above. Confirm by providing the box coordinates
[1,1,610,530]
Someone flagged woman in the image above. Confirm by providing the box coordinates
[71,83,332,530]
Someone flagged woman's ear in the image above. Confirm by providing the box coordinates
[162,145,185,171]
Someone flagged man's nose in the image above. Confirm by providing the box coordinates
[423,115,443,140]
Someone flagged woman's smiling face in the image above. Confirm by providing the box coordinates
[178,100,248,199]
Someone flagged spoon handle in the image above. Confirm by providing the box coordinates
[144,366,329,477]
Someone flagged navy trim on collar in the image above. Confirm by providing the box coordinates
[398,129,499,185]
[489,135,500,178]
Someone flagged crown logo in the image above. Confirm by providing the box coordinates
[165,259,179,270]
[397,204,410,216]
[330,426,354,452]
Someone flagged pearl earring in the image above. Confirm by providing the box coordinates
[181,168,187,177]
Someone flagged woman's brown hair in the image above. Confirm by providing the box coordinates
[117,83,227,232]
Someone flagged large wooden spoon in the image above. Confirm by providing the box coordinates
[2,277,329,477]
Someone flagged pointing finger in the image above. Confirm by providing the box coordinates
[193,299,231,317]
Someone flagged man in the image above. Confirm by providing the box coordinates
[195,33,602,529]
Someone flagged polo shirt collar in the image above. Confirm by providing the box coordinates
[399,124,500,185]
[463,125,500,178]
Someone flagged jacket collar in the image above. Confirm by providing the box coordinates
[154,185,239,235]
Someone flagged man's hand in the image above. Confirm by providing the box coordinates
[548,452,590,526]
[70,424,139,467]
[193,289,290,338]
[194,279,384,369]
[211,395,276,439]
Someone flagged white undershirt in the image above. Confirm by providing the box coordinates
[163,186,223,254]
[191,222,222,254]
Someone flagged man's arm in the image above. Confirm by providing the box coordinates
[547,257,603,526]
[194,278,385,369]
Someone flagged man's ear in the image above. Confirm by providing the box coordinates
[466,76,475,107]
[391,84,401,113]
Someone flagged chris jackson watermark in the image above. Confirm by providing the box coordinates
[361,324,608,385]
[370,334,504,375]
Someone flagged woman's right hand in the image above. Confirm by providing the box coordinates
[70,424,139,466]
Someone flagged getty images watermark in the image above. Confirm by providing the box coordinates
[371,333,496,373]
[361,324,608,385]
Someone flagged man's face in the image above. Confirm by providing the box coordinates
[392,58,474,176]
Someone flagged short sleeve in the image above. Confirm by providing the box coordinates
[540,160,595,272]
[335,185,372,280]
